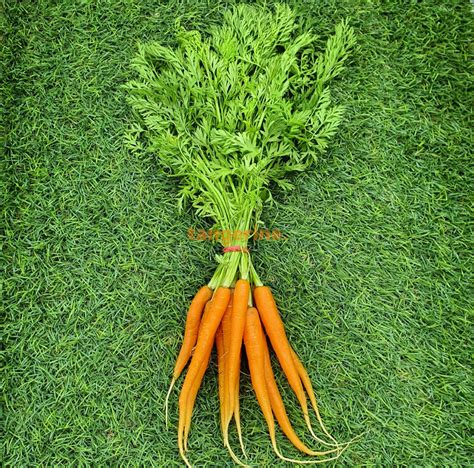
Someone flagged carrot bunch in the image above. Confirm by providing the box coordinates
[125,3,356,465]
[167,275,351,466]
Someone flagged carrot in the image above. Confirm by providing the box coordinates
[220,295,247,466]
[221,293,233,424]
[178,287,231,464]
[263,336,340,457]
[243,307,277,449]
[216,325,226,432]
[253,286,313,433]
[174,286,213,378]
[291,348,338,446]
[165,285,212,425]
[223,279,249,438]
[245,307,346,465]
[182,300,212,453]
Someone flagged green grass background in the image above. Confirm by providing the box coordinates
[3,0,472,466]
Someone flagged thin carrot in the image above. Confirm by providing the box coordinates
[262,337,340,457]
[182,301,212,453]
[182,298,215,453]
[221,293,233,424]
[165,285,212,425]
[220,295,247,466]
[216,322,246,461]
[223,279,249,438]
[245,307,346,465]
[178,287,231,464]
[216,325,226,432]
[253,286,314,434]
[291,348,338,446]
[174,286,213,379]
[243,307,277,448]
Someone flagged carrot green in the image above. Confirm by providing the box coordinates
[125,3,355,288]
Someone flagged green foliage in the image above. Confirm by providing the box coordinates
[125,4,355,231]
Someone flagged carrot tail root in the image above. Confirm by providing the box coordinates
[234,384,247,458]
[164,377,176,429]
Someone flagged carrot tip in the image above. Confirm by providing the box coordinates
[178,419,192,468]
[313,406,339,446]
[230,414,247,458]
[308,400,339,446]
[305,412,339,448]
[272,436,347,465]
[225,440,250,467]
[235,424,247,458]
[184,411,193,452]
[179,444,192,468]
[164,377,176,429]
[290,348,340,447]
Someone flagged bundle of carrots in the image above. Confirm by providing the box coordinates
[125,3,356,465]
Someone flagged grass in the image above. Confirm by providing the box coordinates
[3,0,472,466]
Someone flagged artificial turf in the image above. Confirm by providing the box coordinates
[3,0,472,466]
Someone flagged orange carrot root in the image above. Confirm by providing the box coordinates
[216,325,226,433]
[223,280,249,441]
[183,344,213,451]
[177,289,230,463]
[173,283,353,466]
[254,286,316,436]
[166,286,212,427]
